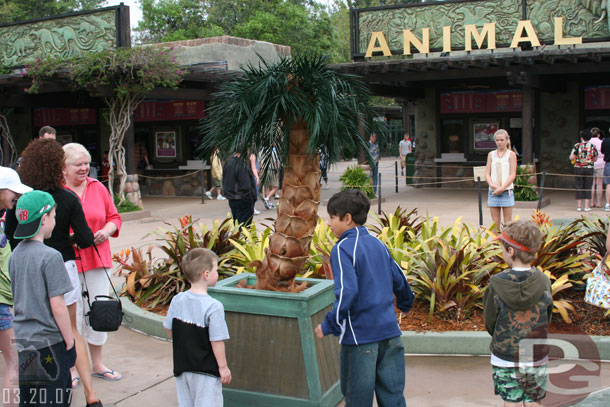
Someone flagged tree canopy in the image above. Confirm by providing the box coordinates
[0,0,105,24]
[137,0,338,59]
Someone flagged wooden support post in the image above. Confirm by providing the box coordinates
[522,86,534,164]
[358,116,366,165]
[477,177,483,227]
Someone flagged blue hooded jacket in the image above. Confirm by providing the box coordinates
[321,226,414,345]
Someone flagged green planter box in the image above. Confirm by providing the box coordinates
[208,273,342,407]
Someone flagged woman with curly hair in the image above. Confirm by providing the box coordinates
[5,138,102,407]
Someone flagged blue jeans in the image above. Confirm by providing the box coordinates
[371,164,379,195]
[340,337,406,407]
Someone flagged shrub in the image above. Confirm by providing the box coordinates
[339,165,375,198]
[114,194,141,213]
[514,165,538,201]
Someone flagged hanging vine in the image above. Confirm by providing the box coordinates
[26,47,185,201]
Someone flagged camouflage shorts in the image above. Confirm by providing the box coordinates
[492,365,548,403]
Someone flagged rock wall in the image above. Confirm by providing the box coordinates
[138,171,206,197]
[412,88,437,186]
[539,82,580,188]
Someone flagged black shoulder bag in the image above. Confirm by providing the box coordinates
[78,245,123,332]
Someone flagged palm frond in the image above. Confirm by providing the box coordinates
[198,55,377,176]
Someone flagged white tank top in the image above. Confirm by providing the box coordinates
[490,150,513,191]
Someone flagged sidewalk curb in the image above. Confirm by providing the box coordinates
[401,331,610,360]
[121,298,610,360]
[121,297,169,340]
[119,210,152,222]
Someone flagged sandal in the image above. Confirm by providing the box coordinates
[92,369,122,381]
[86,401,103,407]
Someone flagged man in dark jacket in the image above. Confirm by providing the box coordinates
[222,152,257,226]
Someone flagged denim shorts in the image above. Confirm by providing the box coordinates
[0,303,14,330]
[488,189,515,208]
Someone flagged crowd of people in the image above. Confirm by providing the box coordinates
[569,127,610,212]
[0,129,122,407]
[0,126,600,407]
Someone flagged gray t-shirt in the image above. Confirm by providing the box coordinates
[163,291,229,342]
[9,240,72,350]
[399,139,412,155]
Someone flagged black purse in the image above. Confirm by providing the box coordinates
[79,245,123,332]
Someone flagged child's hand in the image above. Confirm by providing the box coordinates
[219,366,232,384]
[314,324,324,339]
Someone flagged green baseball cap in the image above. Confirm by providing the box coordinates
[14,191,55,240]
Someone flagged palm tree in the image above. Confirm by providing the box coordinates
[200,56,378,292]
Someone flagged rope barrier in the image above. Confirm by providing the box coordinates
[103,170,204,181]
[138,170,202,180]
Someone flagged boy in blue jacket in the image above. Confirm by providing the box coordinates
[315,189,414,407]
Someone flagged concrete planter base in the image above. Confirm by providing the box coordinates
[208,274,342,407]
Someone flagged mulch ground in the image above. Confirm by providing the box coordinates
[397,289,610,336]
[140,288,608,336]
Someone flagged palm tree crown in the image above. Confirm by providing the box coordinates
[200,55,380,291]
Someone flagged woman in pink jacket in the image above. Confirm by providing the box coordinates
[63,143,123,382]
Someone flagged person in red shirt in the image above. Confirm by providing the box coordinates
[63,142,123,383]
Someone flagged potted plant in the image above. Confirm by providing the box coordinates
[199,55,379,406]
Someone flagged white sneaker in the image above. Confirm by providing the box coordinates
[605,204,610,212]
[217,194,226,200]
[274,194,280,199]
[205,191,213,199]
[325,184,329,190]
[254,208,261,215]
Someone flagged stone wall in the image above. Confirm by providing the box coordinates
[412,88,437,186]
[138,171,207,197]
[539,82,580,188]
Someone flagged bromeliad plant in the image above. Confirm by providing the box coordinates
[406,217,502,321]
[113,214,241,309]
[306,218,338,280]
[533,218,593,285]
[199,55,382,292]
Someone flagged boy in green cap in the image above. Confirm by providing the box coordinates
[10,190,76,406]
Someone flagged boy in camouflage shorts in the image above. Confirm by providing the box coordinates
[483,220,553,406]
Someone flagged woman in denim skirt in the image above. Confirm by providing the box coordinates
[485,129,517,228]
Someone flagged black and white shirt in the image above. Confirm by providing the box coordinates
[163,291,230,377]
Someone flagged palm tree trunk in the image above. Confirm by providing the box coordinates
[255,120,321,292]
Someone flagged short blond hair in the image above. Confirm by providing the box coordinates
[63,143,91,165]
[182,248,218,283]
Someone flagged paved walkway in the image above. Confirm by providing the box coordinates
[2,157,609,406]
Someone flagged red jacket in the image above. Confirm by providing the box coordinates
[66,177,122,272]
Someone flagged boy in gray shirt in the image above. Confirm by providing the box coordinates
[163,248,231,407]
[10,191,75,406]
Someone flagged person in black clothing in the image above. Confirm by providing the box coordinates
[602,130,610,211]
[5,139,103,407]
[222,151,257,226]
